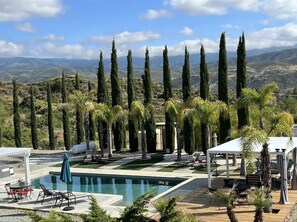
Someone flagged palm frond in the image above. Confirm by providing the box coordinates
[240,126,267,158]
[269,111,294,136]
[164,99,178,117]
[131,101,145,121]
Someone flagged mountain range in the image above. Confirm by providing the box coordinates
[1,47,297,92]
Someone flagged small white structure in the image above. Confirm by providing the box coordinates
[0,148,31,184]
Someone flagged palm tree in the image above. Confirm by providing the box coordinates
[93,103,127,158]
[240,82,278,130]
[164,98,182,160]
[250,188,272,222]
[241,112,294,206]
[130,101,150,159]
[68,90,94,150]
[240,83,294,208]
[214,187,238,222]
[183,97,227,154]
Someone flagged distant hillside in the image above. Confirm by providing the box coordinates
[1,47,297,92]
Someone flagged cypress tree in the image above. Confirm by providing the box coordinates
[13,79,22,147]
[142,48,156,153]
[200,45,209,100]
[30,85,38,149]
[143,48,152,104]
[237,33,249,129]
[97,51,109,104]
[110,39,125,151]
[182,46,191,101]
[218,32,231,143]
[97,51,108,152]
[200,45,210,154]
[182,46,194,154]
[62,72,71,150]
[47,82,55,150]
[75,73,84,144]
[163,46,175,153]
[88,80,96,141]
[127,50,139,152]
[111,40,122,106]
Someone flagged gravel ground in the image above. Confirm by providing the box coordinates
[285,203,297,222]
[0,207,83,222]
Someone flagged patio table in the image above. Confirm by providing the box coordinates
[9,182,31,201]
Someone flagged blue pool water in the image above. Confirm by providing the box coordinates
[32,174,184,205]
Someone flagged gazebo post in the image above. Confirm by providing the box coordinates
[226,153,229,178]
[24,152,31,184]
[207,150,211,188]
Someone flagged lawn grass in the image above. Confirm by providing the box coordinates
[115,157,163,170]
[51,157,122,169]
[158,162,188,172]
[51,160,81,168]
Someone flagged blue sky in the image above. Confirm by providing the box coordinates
[1,0,297,59]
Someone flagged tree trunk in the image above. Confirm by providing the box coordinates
[107,125,113,158]
[98,121,104,157]
[84,113,90,150]
[261,142,271,212]
[227,207,238,222]
[254,209,263,222]
[240,157,246,176]
[176,123,181,161]
[141,120,147,159]
[232,154,237,166]
[206,123,211,150]
[201,122,209,154]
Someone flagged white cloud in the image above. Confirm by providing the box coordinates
[247,23,297,49]
[0,0,63,22]
[143,9,170,20]
[15,22,36,32]
[164,0,259,15]
[261,19,269,25]
[0,40,23,57]
[42,34,65,42]
[85,31,161,46]
[222,24,240,29]
[164,0,297,19]
[180,26,193,35]
[259,0,297,19]
[33,42,97,59]
[4,23,297,59]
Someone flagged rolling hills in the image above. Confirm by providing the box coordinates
[1,47,297,92]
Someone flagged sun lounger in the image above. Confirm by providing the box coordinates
[55,192,91,208]
[83,150,102,163]
[37,183,58,204]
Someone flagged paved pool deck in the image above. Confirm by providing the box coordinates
[0,150,209,218]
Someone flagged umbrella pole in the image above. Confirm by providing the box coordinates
[62,183,75,211]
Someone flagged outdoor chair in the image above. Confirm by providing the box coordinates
[37,183,58,204]
[246,174,263,188]
[235,179,250,194]
[207,187,218,204]
[55,191,77,208]
[24,185,34,198]
[4,183,16,199]
[224,178,235,188]
[84,150,101,163]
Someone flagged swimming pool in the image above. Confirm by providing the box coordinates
[32,174,185,205]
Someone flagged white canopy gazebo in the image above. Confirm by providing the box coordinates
[207,137,297,188]
[0,148,31,184]
[207,137,297,204]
